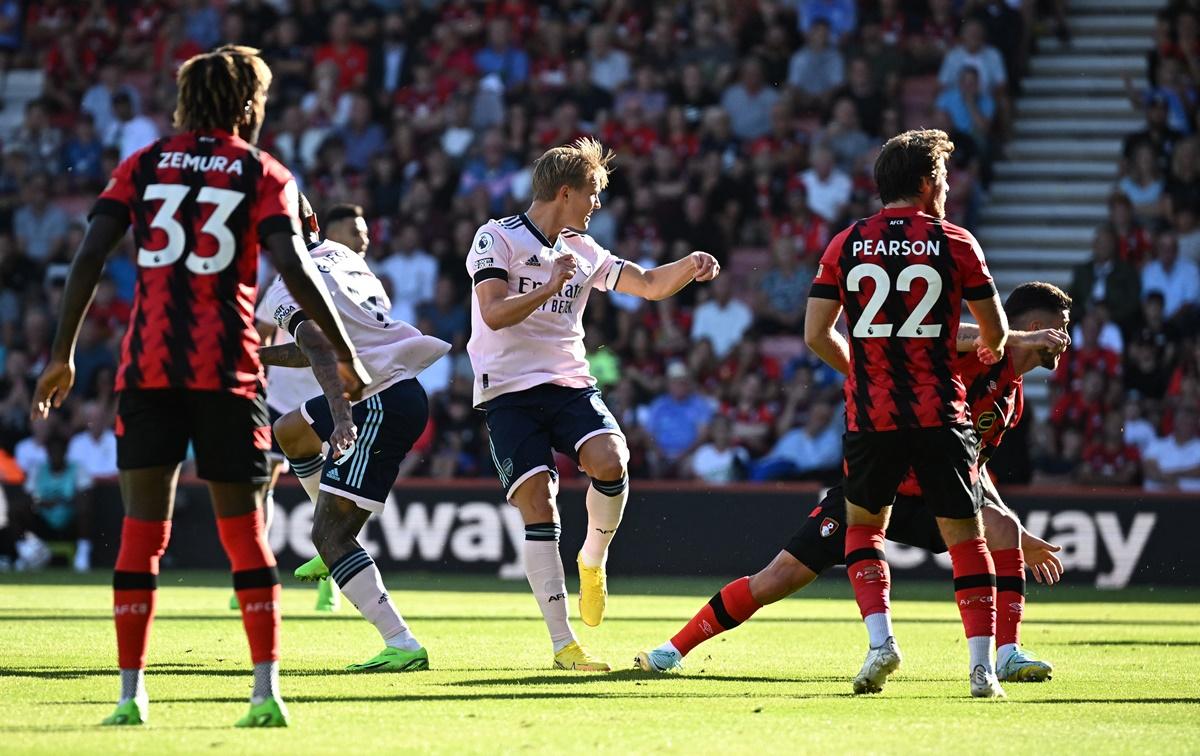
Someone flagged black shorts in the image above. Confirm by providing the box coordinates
[783,485,947,573]
[482,384,622,498]
[301,379,428,513]
[268,406,285,457]
[842,425,983,519]
[116,388,272,483]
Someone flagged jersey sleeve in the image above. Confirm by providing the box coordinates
[254,276,283,324]
[808,228,848,300]
[89,150,141,227]
[254,153,302,243]
[467,224,513,286]
[577,234,626,292]
[955,227,997,301]
[257,275,303,335]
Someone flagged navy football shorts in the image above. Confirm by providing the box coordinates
[481,383,623,499]
[300,378,428,513]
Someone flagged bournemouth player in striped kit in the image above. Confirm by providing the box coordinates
[638,282,1071,684]
[803,129,1011,697]
[32,46,368,727]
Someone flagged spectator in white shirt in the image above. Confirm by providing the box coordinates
[801,146,853,223]
[377,224,438,325]
[104,92,159,161]
[80,63,140,139]
[688,415,749,484]
[1141,231,1200,320]
[720,59,781,141]
[691,275,754,359]
[938,18,1007,95]
[587,25,630,93]
[66,402,118,480]
[14,417,53,482]
[1143,408,1200,492]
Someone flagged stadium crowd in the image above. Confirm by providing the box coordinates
[1029,1,1200,492]
[0,0,1176,567]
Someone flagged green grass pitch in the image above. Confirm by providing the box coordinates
[2,571,1198,754]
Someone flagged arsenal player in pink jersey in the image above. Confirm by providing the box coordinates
[466,138,719,671]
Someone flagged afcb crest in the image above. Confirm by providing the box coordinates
[820,517,839,538]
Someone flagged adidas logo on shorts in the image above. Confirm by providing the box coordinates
[525,255,542,267]
[327,468,340,481]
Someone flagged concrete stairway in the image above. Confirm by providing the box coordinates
[975,0,1163,401]
[977,0,1164,297]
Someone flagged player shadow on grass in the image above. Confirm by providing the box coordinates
[3,665,417,680]
[7,613,1199,629]
[445,671,861,686]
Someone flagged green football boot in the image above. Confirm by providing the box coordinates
[315,577,341,612]
[101,698,147,726]
[294,555,329,582]
[235,697,290,728]
[346,646,430,672]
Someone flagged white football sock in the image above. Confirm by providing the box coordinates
[287,453,325,503]
[580,476,627,569]
[251,660,279,704]
[118,667,146,704]
[654,640,681,658]
[997,642,1018,666]
[865,612,893,648]
[331,548,421,651]
[968,635,995,674]
[524,523,574,652]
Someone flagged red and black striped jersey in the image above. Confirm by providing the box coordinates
[91,130,300,399]
[810,206,996,432]
[897,352,1023,496]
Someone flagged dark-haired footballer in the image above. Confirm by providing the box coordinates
[638,282,1071,686]
[31,45,369,728]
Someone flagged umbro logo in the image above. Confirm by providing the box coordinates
[525,255,542,267]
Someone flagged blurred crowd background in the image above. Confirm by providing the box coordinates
[0,0,1197,570]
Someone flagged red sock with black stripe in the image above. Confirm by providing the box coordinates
[113,517,172,671]
[992,547,1024,659]
[949,537,997,672]
[670,577,761,656]
[216,511,281,665]
[845,525,893,646]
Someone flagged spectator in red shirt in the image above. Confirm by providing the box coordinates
[314,10,369,91]
[1109,192,1153,267]
[719,374,777,455]
[1078,411,1141,486]
[1051,370,1109,438]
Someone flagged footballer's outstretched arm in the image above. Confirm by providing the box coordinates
[966,292,1009,361]
[956,323,1070,353]
[804,296,850,376]
[614,252,720,301]
[266,231,369,400]
[32,214,128,418]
